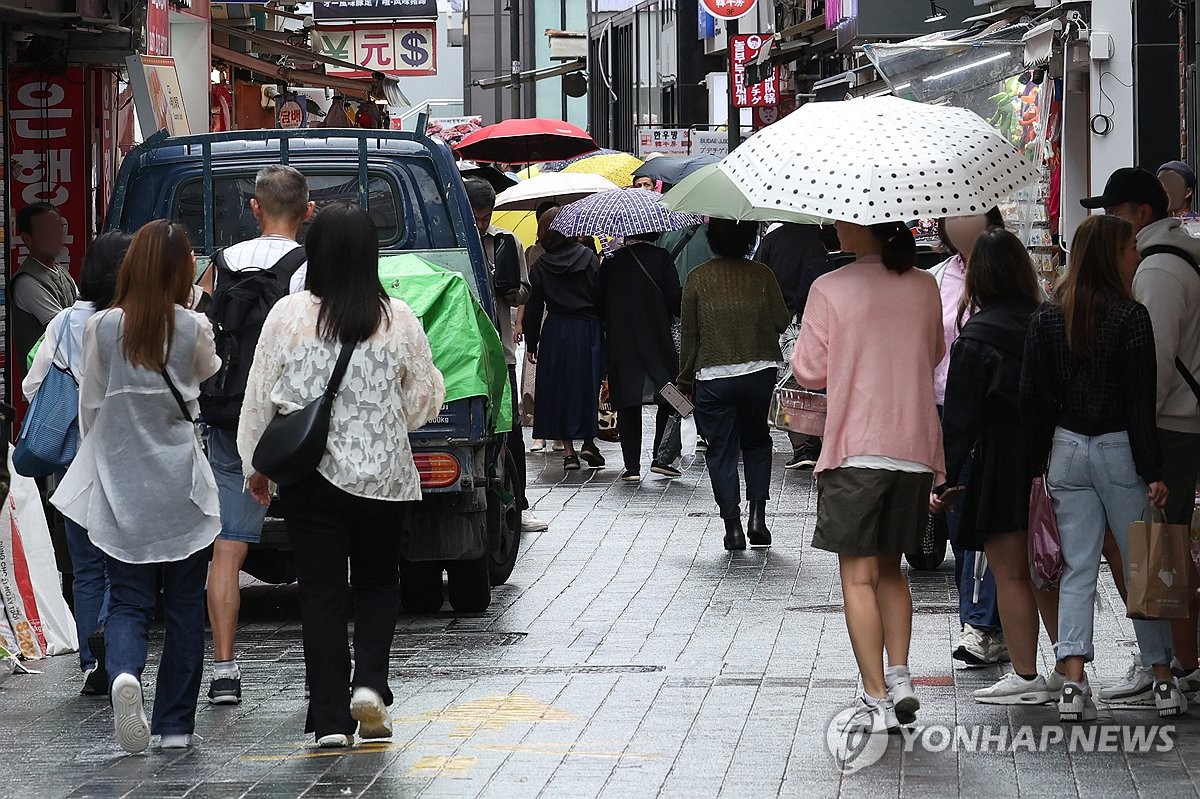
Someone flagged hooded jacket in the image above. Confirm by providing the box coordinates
[1134,217,1200,433]
[524,242,601,355]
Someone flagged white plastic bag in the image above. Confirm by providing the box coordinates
[0,452,78,658]
[680,415,698,459]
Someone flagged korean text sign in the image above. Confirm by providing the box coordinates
[700,0,756,21]
[314,23,437,77]
[8,67,88,278]
[729,34,778,108]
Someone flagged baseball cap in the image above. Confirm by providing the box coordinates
[1080,167,1169,216]
[1159,160,1197,189]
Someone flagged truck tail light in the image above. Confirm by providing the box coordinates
[413,452,461,488]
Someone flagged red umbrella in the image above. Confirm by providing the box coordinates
[453,118,599,164]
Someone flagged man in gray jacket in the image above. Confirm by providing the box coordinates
[1084,166,1200,703]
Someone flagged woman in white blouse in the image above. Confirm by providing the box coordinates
[53,221,222,754]
[238,202,445,749]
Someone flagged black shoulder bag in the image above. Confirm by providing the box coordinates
[251,342,355,486]
[1141,244,1200,406]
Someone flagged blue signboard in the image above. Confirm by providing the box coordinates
[698,2,715,40]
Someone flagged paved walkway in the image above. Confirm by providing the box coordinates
[2,424,1199,798]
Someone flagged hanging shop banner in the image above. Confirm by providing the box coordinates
[730,33,778,108]
[700,0,756,21]
[126,55,191,136]
[426,116,483,147]
[313,23,437,77]
[313,0,437,21]
[146,0,170,55]
[7,66,89,278]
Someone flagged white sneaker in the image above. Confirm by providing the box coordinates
[1176,668,1200,699]
[317,733,352,748]
[973,672,1052,705]
[111,673,150,754]
[529,439,545,452]
[885,669,919,724]
[350,687,393,739]
[952,624,992,667]
[836,695,892,734]
[1154,678,1189,718]
[521,513,549,532]
[1059,681,1098,723]
[160,734,193,749]
[1098,654,1155,705]
[1045,668,1066,700]
[984,632,1011,664]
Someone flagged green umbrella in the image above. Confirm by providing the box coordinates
[378,253,512,434]
[659,163,832,225]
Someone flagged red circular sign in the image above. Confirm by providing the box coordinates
[278,100,304,129]
[700,0,758,21]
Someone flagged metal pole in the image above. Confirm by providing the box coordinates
[727,17,740,153]
[510,0,522,119]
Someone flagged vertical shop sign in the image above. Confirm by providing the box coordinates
[729,34,778,108]
[8,67,88,278]
[93,70,118,222]
[147,0,170,56]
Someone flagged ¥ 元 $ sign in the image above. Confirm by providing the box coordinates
[700,0,756,21]
[314,22,437,77]
[729,33,778,108]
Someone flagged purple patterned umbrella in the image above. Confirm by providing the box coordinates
[549,188,702,238]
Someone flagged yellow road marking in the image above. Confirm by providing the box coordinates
[475,742,661,760]
[240,741,401,762]
[394,693,578,737]
[407,755,479,776]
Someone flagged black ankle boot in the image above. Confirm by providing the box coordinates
[724,517,747,551]
[747,499,771,547]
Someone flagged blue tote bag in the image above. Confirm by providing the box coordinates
[13,313,80,478]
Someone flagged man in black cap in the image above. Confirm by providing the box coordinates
[1082,167,1200,705]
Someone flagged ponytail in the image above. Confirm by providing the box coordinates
[868,221,916,274]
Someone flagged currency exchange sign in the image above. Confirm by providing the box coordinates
[313,22,437,77]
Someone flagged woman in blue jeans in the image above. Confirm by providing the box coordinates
[23,231,130,696]
[54,221,221,753]
[1020,214,1178,722]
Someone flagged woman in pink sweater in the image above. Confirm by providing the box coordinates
[793,220,945,734]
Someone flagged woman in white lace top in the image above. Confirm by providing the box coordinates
[236,203,444,749]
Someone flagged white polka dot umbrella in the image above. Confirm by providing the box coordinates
[720,95,1040,225]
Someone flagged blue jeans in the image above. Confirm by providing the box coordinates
[104,549,209,735]
[1048,428,1173,665]
[64,517,109,671]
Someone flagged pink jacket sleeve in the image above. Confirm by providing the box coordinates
[792,283,829,390]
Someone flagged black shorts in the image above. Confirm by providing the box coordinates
[813,467,934,556]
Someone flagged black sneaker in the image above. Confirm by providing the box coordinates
[208,676,242,705]
[579,444,606,468]
[81,664,109,696]
[650,460,682,478]
[785,444,819,470]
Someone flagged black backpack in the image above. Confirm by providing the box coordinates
[199,247,307,429]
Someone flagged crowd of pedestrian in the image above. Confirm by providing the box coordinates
[12,146,1200,753]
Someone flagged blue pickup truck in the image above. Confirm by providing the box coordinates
[105,128,519,613]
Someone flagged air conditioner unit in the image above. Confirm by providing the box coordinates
[447,11,463,47]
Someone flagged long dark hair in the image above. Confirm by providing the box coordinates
[80,231,132,311]
[1057,214,1134,358]
[866,221,917,273]
[304,203,390,343]
[112,221,194,370]
[958,227,1041,329]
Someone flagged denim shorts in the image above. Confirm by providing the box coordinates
[205,426,269,544]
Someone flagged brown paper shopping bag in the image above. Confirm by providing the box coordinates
[1127,509,1192,620]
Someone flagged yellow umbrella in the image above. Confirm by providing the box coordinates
[492,210,539,248]
[561,152,644,188]
[516,165,542,180]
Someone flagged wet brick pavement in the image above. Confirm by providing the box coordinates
[3,418,1200,797]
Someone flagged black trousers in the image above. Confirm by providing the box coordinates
[508,364,528,511]
[616,404,672,472]
[693,369,776,519]
[279,473,408,739]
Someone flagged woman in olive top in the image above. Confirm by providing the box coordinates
[678,219,791,551]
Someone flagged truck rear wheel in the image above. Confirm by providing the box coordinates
[399,559,444,614]
[446,556,491,613]
[487,448,522,586]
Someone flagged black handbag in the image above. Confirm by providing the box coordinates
[251,342,354,487]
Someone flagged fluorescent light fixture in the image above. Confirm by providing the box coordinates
[926,51,1010,82]
[925,2,948,23]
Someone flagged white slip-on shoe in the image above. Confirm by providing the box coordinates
[159,734,193,749]
[111,673,150,754]
[973,672,1052,705]
[521,513,549,532]
[317,733,352,748]
[350,687,393,739]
